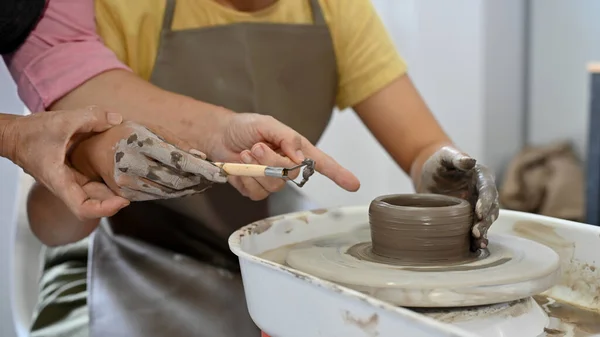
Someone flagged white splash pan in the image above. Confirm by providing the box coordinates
[229,208,600,337]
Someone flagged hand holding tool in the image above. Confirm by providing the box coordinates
[213,159,316,187]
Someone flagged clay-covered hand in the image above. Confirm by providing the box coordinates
[1,106,130,220]
[70,121,226,201]
[411,145,499,250]
[203,113,360,201]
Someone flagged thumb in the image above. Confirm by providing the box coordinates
[451,154,476,171]
[437,146,476,171]
[54,169,129,220]
[71,106,123,134]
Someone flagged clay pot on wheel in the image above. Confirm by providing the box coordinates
[369,194,474,266]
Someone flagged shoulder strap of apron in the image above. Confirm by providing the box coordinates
[151,0,176,75]
[162,0,177,33]
[309,0,326,25]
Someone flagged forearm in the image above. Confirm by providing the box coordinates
[27,182,100,246]
[50,69,233,151]
[354,75,453,176]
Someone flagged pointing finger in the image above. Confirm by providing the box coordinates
[251,115,360,191]
[301,141,360,192]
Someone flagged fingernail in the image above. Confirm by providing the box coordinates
[241,152,253,164]
[108,112,123,125]
[190,149,207,159]
[252,145,264,158]
[296,150,305,160]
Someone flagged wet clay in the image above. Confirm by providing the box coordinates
[262,229,513,273]
[366,194,475,265]
[347,242,490,268]
[534,295,600,336]
[261,221,559,307]
[110,121,226,201]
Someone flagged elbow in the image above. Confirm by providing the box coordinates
[41,239,67,248]
[26,183,48,244]
[26,183,99,246]
[26,184,60,246]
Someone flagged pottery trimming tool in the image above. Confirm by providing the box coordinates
[213,158,315,187]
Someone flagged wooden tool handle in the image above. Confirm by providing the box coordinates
[213,162,268,177]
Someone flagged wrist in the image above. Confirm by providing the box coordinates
[0,114,22,164]
[178,99,235,153]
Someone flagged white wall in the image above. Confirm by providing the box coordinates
[303,0,527,207]
[482,1,528,176]
[528,0,600,156]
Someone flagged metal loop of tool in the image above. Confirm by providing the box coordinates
[266,159,316,188]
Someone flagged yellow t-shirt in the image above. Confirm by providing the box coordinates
[95,0,407,109]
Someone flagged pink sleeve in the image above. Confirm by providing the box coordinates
[2,0,131,112]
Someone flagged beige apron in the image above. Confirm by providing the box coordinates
[88,0,337,336]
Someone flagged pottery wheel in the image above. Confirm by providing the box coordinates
[285,227,560,307]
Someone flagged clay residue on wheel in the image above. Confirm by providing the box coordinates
[414,298,532,323]
[534,295,600,336]
[512,221,600,310]
[250,216,285,235]
[295,215,309,224]
[368,194,474,265]
[342,311,379,337]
